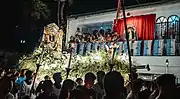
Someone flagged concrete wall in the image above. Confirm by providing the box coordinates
[132,56,180,83]
[66,2,180,44]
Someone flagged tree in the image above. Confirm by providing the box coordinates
[55,0,73,27]
[20,0,50,21]
[30,0,50,21]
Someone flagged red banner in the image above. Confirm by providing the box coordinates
[114,14,156,40]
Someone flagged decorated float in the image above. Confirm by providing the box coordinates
[18,23,131,81]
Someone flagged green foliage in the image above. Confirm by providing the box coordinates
[31,0,50,20]
[21,0,50,21]
[69,50,130,80]
[19,47,66,79]
[19,47,130,81]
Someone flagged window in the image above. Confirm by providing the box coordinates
[156,16,167,39]
[167,15,180,42]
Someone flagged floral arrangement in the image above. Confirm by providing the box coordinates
[69,50,130,80]
[19,47,131,81]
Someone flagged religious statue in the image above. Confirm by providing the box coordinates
[123,25,138,41]
[41,23,64,52]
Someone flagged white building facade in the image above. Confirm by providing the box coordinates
[66,1,180,82]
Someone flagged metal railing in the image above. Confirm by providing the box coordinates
[69,39,180,56]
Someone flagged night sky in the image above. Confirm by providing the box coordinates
[69,0,160,14]
[0,0,167,52]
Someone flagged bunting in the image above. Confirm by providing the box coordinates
[166,39,175,55]
[133,41,142,56]
[143,40,153,56]
[153,40,164,56]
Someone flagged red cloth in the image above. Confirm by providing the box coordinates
[113,14,156,40]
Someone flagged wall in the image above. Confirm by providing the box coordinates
[66,2,180,45]
[132,56,180,83]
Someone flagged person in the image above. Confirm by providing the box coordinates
[36,75,51,95]
[93,71,105,99]
[59,79,76,99]
[155,74,179,99]
[139,81,152,99]
[149,88,159,99]
[36,80,57,99]
[177,85,180,94]
[69,36,75,43]
[76,78,83,86]
[45,75,50,80]
[92,35,97,42]
[99,29,105,35]
[86,34,91,43]
[148,80,159,99]
[11,72,20,98]
[125,72,138,94]
[16,69,27,85]
[75,34,81,43]
[126,79,142,99]
[111,34,118,42]
[98,34,105,42]
[82,72,97,99]
[81,34,86,43]
[103,71,125,99]
[89,35,94,42]
[70,88,91,99]
[75,27,82,36]
[123,26,138,41]
[52,72,62,98]
[0,68,5,78]
[106,34,111,42]
[0,76,14,99]
[20,70,35,98]
[111,31,119,42]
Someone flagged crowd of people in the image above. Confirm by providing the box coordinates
[0,67,180,99]
[68,27,138,44]
[68,28,122,44]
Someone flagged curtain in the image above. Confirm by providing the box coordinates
[114,14,156,40]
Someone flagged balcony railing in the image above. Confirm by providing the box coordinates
[69,39,180,56]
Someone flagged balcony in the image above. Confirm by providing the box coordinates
[69,39,180,56]
[68,15,180,56]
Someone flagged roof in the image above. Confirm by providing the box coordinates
[68,0,179,18]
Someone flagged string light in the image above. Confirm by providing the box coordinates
[20,40,26,44]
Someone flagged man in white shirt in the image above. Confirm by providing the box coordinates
[19,70,36,99]
[75,27,82,36]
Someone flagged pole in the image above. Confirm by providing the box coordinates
[115,0,121,25]
[30,46,44,97]
[110,47,117,72]
[57,0,61,27]
[120,0,134,98]
[120,0,133,78]
[66,48,73,79]
[30,64,41,97]
[61,1,66,25]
